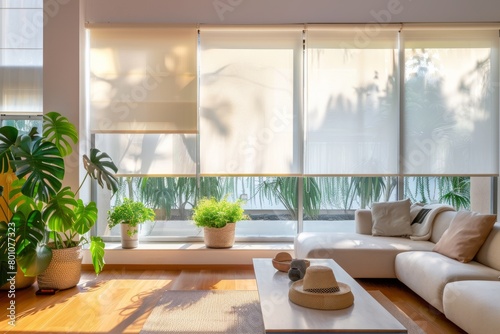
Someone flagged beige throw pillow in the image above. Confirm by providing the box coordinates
[371,199,412,237]
[433,211,496,263]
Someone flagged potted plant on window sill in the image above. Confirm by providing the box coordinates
[191,197,249,248]
[107,198,155,249]
[0,112,118,290]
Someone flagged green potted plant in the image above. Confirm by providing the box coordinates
[191,197,249,248]
[107,198,155,249]
[0,112,118,289]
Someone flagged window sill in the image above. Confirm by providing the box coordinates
[82,241,294,266]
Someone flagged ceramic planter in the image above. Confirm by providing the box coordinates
[121,224,139,249]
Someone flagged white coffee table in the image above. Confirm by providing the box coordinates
[253,258,407,333]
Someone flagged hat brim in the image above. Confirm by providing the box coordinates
[288,281,354,310]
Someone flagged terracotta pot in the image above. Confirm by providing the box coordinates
[121,224,139,249]
[203,223,236,248]
[37,246,82,290]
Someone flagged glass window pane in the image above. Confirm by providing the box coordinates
[97,176,298,240]
[98,177,200,240]
[403,176,470,210]
[303,176,398,232]
[0,114,42,133]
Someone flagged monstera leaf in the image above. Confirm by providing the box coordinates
[90,236,105,275]
[0,126,18,173]
[74,200,98,235]
[43,187,78,232]
[83,148,118,194]
[42,111,78,157]
[13,210,44,254]
[7,178,39,217]
[10,135,64,203]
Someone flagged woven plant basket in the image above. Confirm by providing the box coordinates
[203,223,236,248]
[37,246,83,290]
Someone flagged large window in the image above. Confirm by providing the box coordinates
[86,24,499,242]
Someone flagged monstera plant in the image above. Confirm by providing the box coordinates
[0,112,118,287]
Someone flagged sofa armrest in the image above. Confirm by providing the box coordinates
[355,209,373,235]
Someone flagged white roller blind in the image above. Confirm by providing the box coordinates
[87,25,198,176]
[402,29,499,175]
[199,26,303,175]
[0,1,43,113]
[305,26,400,175]
[88,25,197,133]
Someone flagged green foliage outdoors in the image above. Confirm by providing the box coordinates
[404,176,470,210]
[258,177,321,220]
[192,197,249,228]
[107,198,155,236]
[115,175,471,223]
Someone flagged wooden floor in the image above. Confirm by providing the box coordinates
[0,265,466,334]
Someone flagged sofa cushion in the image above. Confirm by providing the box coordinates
[395,251,500,312]
[475,223,500,271]
[371,199,412,237]
[355,209,373,235]
[295,232,434,278]
[433,211,496,263]
[429,210,457,243]
[443,281,500,334]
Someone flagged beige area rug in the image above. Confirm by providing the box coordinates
[141,289,425,334]
[369,290,426,334]
[140,290,265,334]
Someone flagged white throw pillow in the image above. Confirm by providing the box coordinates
[371,199,412,237]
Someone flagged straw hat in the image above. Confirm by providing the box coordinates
[288,265,354,310]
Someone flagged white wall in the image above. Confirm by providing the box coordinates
[471,177,493,214]
[43,0,82,191]
[83,0,500,24]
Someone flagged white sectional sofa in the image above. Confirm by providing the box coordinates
[295,203,500,334]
